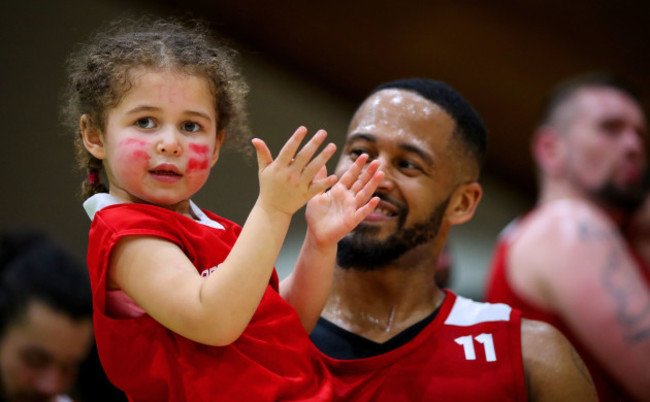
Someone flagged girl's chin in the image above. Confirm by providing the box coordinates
[132,194,188,208]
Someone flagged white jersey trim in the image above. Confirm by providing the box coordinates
[83,193,225,230]
[444,295,512,327]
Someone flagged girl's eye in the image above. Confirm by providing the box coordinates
[135,117,155,129]
[182,121,201,133]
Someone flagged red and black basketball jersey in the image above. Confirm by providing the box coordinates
[312,290,526,401]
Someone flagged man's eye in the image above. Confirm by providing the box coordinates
[398,159,420,171]
[135,118,155,129]
[182,121,200,133]
[349,149,367,159]
[599,119,630,137]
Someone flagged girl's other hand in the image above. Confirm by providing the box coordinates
[305,155,383,247]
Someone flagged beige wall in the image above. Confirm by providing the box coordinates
[0,0,529,300]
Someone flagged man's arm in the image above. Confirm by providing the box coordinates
[510,200,650,399]
[521,319,597,402]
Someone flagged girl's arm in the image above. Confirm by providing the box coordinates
[281,155,382,332]
[110,127,338,346]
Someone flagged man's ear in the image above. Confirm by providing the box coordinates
[446,181,483,226]
[210,129,226,167]
[80,114,105,160]
[532,126,564,177]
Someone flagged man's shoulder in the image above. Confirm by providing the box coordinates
[520,318,598,401]
[512,198,615,257]
[443,292,515,327]
[525,199,611,231]
[520,318,562,342]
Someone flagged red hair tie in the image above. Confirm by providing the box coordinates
[88,172,99,185]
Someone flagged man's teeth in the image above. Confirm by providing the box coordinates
[374,207,394,216]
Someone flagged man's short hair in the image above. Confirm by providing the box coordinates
[0,229,92,334]
[372,78,487,169]
[539,72,642,127]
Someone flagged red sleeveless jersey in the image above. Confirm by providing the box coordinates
[86,201,332,401]
[317,290,527,401]
[484,218,631,401]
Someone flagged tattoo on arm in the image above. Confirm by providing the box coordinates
[569,344,593,385]
[578,221,650,343]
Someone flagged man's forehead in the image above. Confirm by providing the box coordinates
[573,87,643,118]
[552,86,646,133]
[358,89,441,116]
[350,89,452,134]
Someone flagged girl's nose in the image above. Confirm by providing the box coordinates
[156,130,182,156]
[157,143,181,155]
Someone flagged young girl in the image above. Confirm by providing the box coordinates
[62,17,382,401]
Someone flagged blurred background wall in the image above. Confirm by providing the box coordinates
[1,0,647,300]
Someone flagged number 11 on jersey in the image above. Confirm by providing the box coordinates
[454,333,497,362]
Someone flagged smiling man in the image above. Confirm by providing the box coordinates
[310,78,597,401]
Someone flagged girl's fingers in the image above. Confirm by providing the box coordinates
[252,138,273,171]
[354,196,381,223]
[291,129,329,170]
[305,143,337,178]
[313,165,328,182]
[339,154,370,190]
[311,174,339,195]
[354,170,383,207]
[275,126,309,165]
[265,127,333,180]
[350,159,380,193]
[309,166,334,195]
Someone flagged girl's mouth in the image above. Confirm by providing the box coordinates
[149,169,181,176]
[149,164,183,182]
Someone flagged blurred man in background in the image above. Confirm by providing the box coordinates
[0,229,93,402]
[484,73,650,401]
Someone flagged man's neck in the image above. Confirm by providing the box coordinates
[322,257,445,343]
[540,183,629,227]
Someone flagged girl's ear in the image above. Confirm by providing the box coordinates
[446,181,483,226]
[210,129,226,167]
[80,114,105,160]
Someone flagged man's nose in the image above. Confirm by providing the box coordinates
[374,156,395,193]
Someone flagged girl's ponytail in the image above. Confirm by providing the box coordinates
[82,156,108,200]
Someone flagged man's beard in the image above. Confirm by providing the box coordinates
[337,195,450,271]
[590,178,647,213]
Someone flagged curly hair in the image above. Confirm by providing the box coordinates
[61,16,251,199]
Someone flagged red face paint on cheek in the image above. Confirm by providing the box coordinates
[189,143,210,154]
[187,143,212,174]
[117,139,151,163]
[187,158,210,173]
